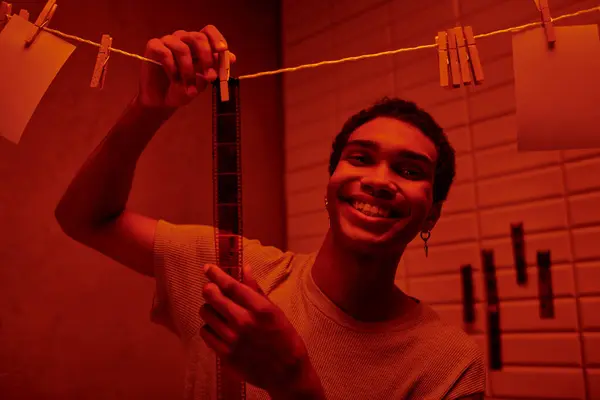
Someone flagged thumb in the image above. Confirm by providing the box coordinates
[242,263,265,296]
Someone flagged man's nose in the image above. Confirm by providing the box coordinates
[360,166,396,200]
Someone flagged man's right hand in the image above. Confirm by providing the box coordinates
[138,25,237,109]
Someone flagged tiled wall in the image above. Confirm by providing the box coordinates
[281,0,600,398]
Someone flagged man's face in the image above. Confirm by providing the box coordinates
[326,117,441,256]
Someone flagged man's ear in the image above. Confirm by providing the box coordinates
[423,201,443,231]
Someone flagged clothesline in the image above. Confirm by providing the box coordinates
[6,5,600,80]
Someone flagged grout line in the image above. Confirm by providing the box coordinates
[407,261,584,280]
[453,0,495,395]
[425,293,579,306]
[410,261,592,276]
[388,1,413,294]
[387,0,412,292]
[287,225,600,249]
[490,363,585,369]
[284,0,394,48]
[559,146,591,399]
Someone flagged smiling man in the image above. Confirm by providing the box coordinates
[55,25,485,400]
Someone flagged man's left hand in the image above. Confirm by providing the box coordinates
[200,263,325,399]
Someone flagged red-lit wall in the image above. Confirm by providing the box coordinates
[282,0,600,398]
[0,0,284,398]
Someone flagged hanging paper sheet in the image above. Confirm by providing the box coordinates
[512,25,600,150]
[0,15,75,144]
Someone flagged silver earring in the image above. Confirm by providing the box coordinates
[325,197,330,226]
[420,230,431,257]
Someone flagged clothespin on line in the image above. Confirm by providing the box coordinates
[1,3,31,31]
[437,26,484,88]
[453,26,472,85]
[1,2,32,29]
[90,34,112,89]
[436,32,449,88]
[536,0,556,48]
[463,26,484,84]
[24,0,57,48]
[18,8,29,21]
[446,28,461,88]
[0,1,12,27]
[218,50,230,102]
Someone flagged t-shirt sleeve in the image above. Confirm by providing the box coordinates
[150,219,295,342]
[444,350,486,399]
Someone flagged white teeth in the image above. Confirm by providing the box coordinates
[352,201,391,218]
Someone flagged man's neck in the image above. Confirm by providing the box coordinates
[311,230,410,322]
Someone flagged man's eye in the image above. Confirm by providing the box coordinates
[348,154,370,164]
[397,166,425,179]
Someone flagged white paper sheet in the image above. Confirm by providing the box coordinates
[0,15,75,144]
[513,25,600,151]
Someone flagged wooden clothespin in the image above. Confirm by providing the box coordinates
[24,0,57,48]
[0,1,12,28]
[453,27,472,85]
[438,26,484,88]
[90,34,112,89]
[536,0,556,48]
[218,51,230,102]
[446,28,461,88]
[1,1,11,18]
[436,32,449,88]
[463,26,484,85]
[18,8,30,21]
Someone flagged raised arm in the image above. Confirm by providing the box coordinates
[55,26,234,277]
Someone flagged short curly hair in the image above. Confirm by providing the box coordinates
[328,97,456,203]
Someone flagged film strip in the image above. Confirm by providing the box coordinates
[511,223,528,286]
[537,250,555,319]
[482,249,502,370]
[460,264,475,325]
[212,77,246,400]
